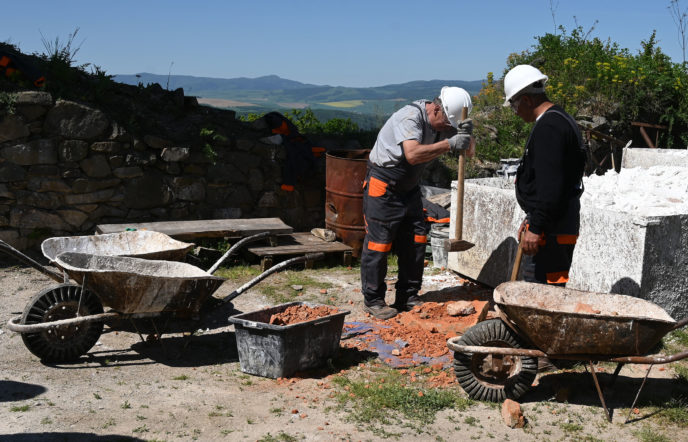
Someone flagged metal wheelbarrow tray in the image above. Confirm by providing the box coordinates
[41,230,194,262]
[447,281,688,422]
[1,231,194,283]
[54,252,225,316]
[493,281,677,356]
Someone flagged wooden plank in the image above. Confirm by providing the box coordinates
[631,121,667,129]
[248,232,352,257]
[95,218,293,241]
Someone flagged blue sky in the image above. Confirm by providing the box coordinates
[3,0,685,87]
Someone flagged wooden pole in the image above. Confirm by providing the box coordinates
[453,107,469,242]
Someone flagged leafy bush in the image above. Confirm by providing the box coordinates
[473,26,688,164]
[472,71,532,163]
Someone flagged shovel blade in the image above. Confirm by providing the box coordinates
[443,239,475,252]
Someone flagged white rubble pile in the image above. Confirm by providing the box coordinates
[581,166,688,216]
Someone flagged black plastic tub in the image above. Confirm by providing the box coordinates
[228,302,350,378]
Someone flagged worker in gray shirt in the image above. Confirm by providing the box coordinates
[361,87,475,319]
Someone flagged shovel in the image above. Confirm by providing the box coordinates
[510,232,524,281]
[443,106,475,253]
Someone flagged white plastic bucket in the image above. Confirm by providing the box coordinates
[429,226,450,268]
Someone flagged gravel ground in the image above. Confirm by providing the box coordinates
[1,254,687,442]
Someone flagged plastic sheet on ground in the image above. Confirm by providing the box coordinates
[341,321,452,368]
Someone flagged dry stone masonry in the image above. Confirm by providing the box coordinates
[0,89,327,250]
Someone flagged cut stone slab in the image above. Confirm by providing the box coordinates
[448,169,688,320]
[621,147,688,169]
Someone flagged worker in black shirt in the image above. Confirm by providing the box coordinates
[503,65,586,286]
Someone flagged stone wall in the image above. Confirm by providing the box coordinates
[0,90,329,250]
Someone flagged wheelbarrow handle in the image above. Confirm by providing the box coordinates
[221,252,325,304]
[672,317,688,331]
[0,239,64,283]
[207,232,274,275]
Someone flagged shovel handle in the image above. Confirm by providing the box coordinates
[510,233,524,281]
[453,107,469,242]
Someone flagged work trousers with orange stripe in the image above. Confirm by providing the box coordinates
[360,175,426,306]
[521,232,577,286]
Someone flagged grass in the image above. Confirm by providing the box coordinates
[172,374,189,381]
[258,270,334,304]
[258,432,299,442]
[132,424,149,433]
[675,364,688,383]
[648,397,688,427]
[331,370,472,428]
[559,421,583,433]
[635,426,672,442]
[213,265,262,281]
[662,329,688,355]
[10,405,30,412]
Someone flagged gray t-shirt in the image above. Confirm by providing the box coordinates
[368,100,439,167]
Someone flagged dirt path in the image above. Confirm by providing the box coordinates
[1,259,686,441]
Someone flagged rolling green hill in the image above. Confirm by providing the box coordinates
[114,73,484,129]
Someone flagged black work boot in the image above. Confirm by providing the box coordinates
[363,302,398,320]
[391,294,423,312]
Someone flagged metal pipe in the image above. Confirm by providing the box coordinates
[0,240,64,283]
[221,252,324,304]
[447,341,688,365]
[7,312,121,333]
[447,342,547,358]
[207,232,272,275]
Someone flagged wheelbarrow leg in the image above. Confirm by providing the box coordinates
[129,318,146,343]
[624,364,654,424]
[588,360,613,422]
[149,319,172,356]
[609,362,625,387]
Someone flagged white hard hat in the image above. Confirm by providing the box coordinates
[502,65,548,106]
[439,86,472,128]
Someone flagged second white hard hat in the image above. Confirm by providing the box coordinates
[502,65,548,106]
[439,86,472,128]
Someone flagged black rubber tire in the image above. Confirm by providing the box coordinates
[20,283,104,363]
[453,319,537,402]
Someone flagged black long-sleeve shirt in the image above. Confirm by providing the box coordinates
[515,105,585,235]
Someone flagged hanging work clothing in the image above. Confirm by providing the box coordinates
[361,101,444,306]
[515,105,586,285]
[261,112,323,191]
[422,197,450,226]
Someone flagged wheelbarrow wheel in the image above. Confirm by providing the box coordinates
[20,283,104,363]
[453,318,537,402]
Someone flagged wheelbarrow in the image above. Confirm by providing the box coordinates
[1,230,195,283]
[3,232,323,363]
[447,281,688,422]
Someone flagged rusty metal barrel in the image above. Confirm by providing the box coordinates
[325,149,370,257]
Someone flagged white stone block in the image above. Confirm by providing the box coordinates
[621,147,688,169]
[449,176,688,320]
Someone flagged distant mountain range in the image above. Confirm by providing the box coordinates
[114,73,485,129]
